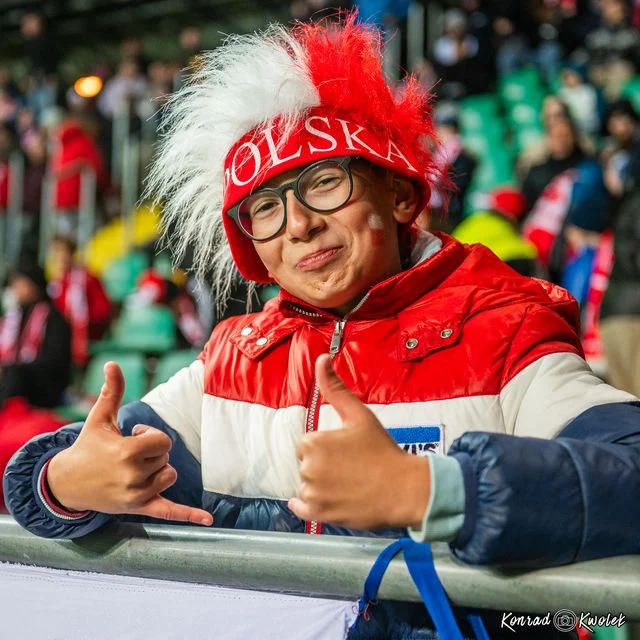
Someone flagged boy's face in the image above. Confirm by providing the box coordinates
[250,161,417,316]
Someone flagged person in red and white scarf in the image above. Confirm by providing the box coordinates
[0,259,71,409]
[48,236,112,367]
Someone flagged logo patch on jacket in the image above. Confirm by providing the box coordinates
[386,425,443,456]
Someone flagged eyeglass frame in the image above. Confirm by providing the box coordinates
[225,155,361,242]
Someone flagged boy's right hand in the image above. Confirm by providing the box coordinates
[46,361,213,526]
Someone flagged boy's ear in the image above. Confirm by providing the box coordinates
[391,175,421,224]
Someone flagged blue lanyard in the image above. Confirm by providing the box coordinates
[354,538,490,640]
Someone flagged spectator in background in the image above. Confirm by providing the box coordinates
[20,12,59,79]
[587,0,640,99]
[426,103,477,233]
[552,159,610,282]
[0,85,19,128]
[527,0,565,85]
[97,58,148,120]
[18,15,61,123]
[558,62,601,136]
[19,130,47,255]
[492,13,531,78]
[48,236,112,368]
[523,158,609,281]
[138,61,174,124]
[120,37,150,75]
[601,99,640,178]
[174,26,205,88]
[433,9,481,99]
[0,260,71,409]
[0,67,21,105]
[453,186,538,277]
[600,134,640,396]
[15,108,38,151]
[461,0,492,58]
[50,114,110,241]
[519,95,595,176]
[521,114,587,211]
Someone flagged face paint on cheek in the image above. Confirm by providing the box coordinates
[367,212,386,245]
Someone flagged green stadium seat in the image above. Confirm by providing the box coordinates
[459,94,501,132]
[593,626,629,640]
[259,284,280,305]
[499,67,544,106]
[111,304,177,353]
[84,352,147,403]
[153,251,174,279]
[57,352,147,422]
[462,133,491,158]
[621,75,640,114]
[152,350,200,388]
[102,251,149,302]
[469,150,516,193]
[462,126,506,158]
[508,102,542,129]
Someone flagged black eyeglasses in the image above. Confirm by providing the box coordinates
[226,156,358,241]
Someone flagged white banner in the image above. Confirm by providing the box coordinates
[0,562,357,639]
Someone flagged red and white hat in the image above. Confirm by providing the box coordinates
[146,14,438,295]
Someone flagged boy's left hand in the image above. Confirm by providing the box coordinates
[288,354,430,530]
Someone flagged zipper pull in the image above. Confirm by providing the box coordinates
[329,320,344,356]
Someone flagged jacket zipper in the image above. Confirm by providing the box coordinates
[300,294,370,535]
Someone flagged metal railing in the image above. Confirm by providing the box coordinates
[0,516,638,620]
[37,167,98,265]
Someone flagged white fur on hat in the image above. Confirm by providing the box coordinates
[144,25,320,312]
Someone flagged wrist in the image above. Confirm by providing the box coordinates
[46,451,86,513]
[394,454,430,529]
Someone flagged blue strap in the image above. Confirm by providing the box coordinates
[468,614,491,640]
[354,538,490,640]
[402,539,465,640]
[357,539,405,615]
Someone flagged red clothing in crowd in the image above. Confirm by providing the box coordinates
[50,267,112,366]
[50,121,109,210]
[0,397,65,511]
[0,161,9,210]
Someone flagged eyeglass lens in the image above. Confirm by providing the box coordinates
[237,159,352,240]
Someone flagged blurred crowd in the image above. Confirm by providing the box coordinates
[1,0,640,416]
[416,0,640,399]
[0,12,205,250]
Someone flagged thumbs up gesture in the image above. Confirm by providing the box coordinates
[46,362,213,526]
[288,355,430,531]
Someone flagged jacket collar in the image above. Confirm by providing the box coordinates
[230,233,580,361]
[278,232,464,321]
[231,233,466,359]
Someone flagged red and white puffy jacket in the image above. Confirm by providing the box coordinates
[5,232,640,568]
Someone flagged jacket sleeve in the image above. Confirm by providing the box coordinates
[3,422,111,539]
[446,306,640,567]
[3,360,206,540]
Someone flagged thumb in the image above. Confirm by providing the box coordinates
[315,354,369,424]
[85,361,125,431]
[131,424,152,436]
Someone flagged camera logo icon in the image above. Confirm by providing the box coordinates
[553,609,579,632]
